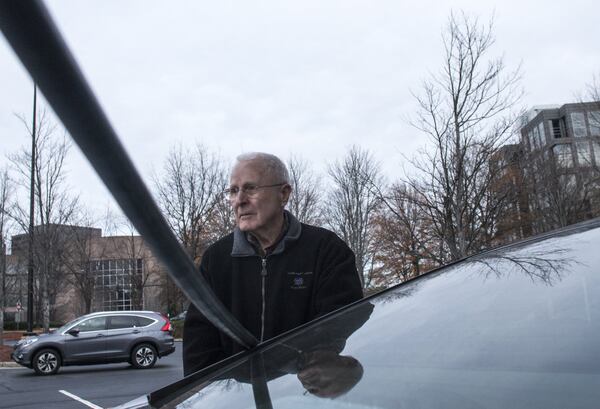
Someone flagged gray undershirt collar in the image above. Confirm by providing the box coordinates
[231,210,302,257]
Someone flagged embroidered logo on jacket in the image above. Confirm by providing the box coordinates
[288,272,312,290]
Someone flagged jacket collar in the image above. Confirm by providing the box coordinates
[231,210,302,257]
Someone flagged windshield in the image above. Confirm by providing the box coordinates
[56,317,84,333]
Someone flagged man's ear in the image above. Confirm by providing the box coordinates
[281,183,292,207]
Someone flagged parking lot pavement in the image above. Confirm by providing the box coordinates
[0,341,183,409]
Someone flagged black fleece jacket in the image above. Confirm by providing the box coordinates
[183,212,363,376]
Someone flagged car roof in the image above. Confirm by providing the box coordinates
[147,217,600,408]
[80,311,161,318]
[86,310,158,315]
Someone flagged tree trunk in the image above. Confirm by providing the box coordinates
[42,272,50,332]
[84,294,92,314]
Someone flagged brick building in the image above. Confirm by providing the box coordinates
[490,144,531,244]
[5,224,168,323]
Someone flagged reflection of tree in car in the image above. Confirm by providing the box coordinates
[470,240,579,285]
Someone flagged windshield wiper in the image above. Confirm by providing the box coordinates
[0,0,258,349]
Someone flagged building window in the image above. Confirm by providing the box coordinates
[529,125,545,150]
[527,130,535,150]
[537,192,550,209]
[571,112,587,137]
[553,144,573,168]
[592,141,600,164]
[550,119,562,138]
[533,125,541,148]
[537,123,546,145]
[576,142,593,166]
[559,174,577,190]
[92,258,143,311]
[589,111,600,136]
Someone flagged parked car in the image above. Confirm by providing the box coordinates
[11,311,175,375]
[116,218,600,408]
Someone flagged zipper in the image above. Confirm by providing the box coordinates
[260,257,267,342]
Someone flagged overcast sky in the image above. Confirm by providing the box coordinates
[1,0,599,230]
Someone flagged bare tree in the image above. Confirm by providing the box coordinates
[10,110,78,331]
[0,168,13,344]
[115,220,156,311]
[153,143,228,314]
[370,184,437,287]
[154,143,228,263]
[60,210,107,315]
[584,72,600,102]
[204,197,236,243]
[286,155,322,225]
[325,146,383,288]
[126,239,148,311]
[407,11,523,262]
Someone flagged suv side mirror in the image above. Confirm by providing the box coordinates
[67,328,80,336]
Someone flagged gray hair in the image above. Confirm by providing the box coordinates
[235,152,290,184]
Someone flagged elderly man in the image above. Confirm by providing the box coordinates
[183,152,363,376]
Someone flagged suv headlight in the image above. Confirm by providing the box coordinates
[19,337,39,348]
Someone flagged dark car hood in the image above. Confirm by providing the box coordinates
[144,219,600,409]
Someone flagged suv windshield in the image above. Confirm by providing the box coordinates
[56,317,84,333]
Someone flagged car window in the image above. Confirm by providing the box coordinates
[107,315,136,329]
[136,317,154,327]
[77,317,106,332]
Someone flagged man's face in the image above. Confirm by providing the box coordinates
[229,160,290,236]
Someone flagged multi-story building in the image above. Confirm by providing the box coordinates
[492,101,600,243]
[6,224,168,323]
[521,102,600,168]
[520,101,600,232]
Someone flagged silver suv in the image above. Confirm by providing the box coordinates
[11,311,175,375]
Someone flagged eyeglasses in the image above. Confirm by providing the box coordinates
[223,183,286,200]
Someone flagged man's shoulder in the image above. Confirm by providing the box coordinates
[300,223,334,237]
[205,232,235,256]
[299,223,345,246]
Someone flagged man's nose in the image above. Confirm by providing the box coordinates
[231,190,249,205]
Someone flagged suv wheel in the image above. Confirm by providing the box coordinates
[131,343,157,369]
[33,349,61,375]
